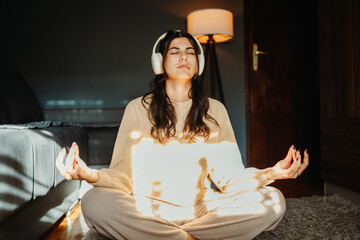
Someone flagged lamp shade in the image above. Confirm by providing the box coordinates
[187,8,234,43]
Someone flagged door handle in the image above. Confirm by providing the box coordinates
[253,43,267,71]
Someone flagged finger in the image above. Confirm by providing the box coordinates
[297,157,302,176]
[55,148,66,167]
[298,149,309,174]
[297,150,302,167]
[291,150,302,176]
[72,143,80,169]
[65,173,72,180]
[291,147,297,163]
[75,161,85,179]
[66,142,77,169]
[295,149,301,158]
[74,145,82,166]
[285,145,295,162]
[287,156,300,178]
[73,144,88,169]
[74,142,80,157]
[67,168,80,180]
[55,148,67,176]
[303,149,309,166]
[76,157,88,168]
[75,161,81,177]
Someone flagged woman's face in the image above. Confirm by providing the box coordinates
[164,37,198,82]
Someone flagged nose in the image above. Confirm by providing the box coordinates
[179,52,187,61]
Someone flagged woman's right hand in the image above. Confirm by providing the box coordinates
[56,142,99,183]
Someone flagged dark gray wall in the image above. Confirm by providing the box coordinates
[1,0,247,163]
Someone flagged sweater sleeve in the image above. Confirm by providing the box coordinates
[91,100,140,194]
[208,101,273,193]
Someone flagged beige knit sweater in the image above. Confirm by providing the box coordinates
[92,96,271,207]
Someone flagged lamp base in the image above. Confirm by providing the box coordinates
[203,35,225,105]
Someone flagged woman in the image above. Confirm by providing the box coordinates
[56,30,309,240]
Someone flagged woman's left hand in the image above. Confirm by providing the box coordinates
[265,145,309,181]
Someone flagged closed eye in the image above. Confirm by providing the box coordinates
[168,50,195,55]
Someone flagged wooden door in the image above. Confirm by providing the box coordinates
[244,0,320,177]
[319,0,360,192]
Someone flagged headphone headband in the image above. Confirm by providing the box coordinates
[151,30,205,75]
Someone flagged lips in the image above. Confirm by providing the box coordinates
[177,64,190,69]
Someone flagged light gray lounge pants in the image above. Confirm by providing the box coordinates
[81,186,286,240]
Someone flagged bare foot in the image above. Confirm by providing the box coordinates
[187,233,198,240]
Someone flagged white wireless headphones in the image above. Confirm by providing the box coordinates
[151,30,205,76]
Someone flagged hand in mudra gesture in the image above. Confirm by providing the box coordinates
[265,145,309,181]
[55,142,99,183]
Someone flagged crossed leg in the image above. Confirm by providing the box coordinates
[81,186,285,240]
[183,187,286,240]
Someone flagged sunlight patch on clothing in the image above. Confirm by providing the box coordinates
[209,131,219,139]
[130,131,141,139]
[258,188,283,214]
[133,195,195,221]
[131,139,246,207]
[273,204,282,214]
[270,191,281,203]
[270,190,282,214]
[207,191,266,217]
[216,202,266,216]
[132,138,208,206]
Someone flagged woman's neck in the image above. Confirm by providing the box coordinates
[165,78,192,102]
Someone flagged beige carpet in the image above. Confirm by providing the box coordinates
[83,195,360,240]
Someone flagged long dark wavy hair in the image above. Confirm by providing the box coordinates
[142,30,218,144]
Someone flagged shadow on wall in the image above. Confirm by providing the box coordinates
[1,0,245,108]
[1,0,247,161]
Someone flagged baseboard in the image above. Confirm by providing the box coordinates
[324,181,360,204]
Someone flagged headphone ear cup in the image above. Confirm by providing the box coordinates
[198,52,205,75]
[151,32,167,75]
[194,38,205,76]
[151,52,164,75]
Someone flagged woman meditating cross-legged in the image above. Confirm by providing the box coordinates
[56,30,309,240]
